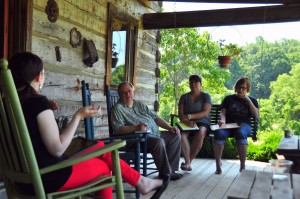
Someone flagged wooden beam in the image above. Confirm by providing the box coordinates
[149,0,299,4]
[0,0,9,59]
[143,4,300,29]
[138,0,151,7]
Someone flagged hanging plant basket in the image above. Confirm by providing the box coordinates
[218,56,231,68]
[112,58,118,68]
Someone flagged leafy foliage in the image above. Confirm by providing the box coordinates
[247,130,282,161]
[217,39,243,60]
[259,63,300,133]
[111,64,125,85]
[112,43,119,58]
[159,28,230,120]
[193,137,238,159]
[225,37,293,99]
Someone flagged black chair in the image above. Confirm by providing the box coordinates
[170,104,259,141]
[105,85,159,177]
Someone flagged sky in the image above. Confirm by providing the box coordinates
[162,2,300,46]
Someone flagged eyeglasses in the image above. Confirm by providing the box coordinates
[237,86,247,90]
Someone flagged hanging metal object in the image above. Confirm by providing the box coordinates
[156,49,161,63]
[45,0,59,23]
[154,100,159,112]
[155,82,159,94]
[55,46,61,62]
[156,30,161,44]
[155,66,160,79]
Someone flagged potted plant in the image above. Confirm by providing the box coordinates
[111,43,119,68]
[217,39,243,68]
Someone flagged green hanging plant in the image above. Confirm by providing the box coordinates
[217,39,243,68]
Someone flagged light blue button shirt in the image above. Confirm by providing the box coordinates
[111,100,160,137]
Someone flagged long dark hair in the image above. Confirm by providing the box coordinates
[9,52,43,99]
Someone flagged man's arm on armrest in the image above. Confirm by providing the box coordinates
[155,117,180,134]
[115,125,138,135]
[115,123,148,135]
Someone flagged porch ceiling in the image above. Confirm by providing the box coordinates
[143,0,300,29]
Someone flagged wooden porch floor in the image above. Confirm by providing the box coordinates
[0,158,271,199]
[121,158,272,199]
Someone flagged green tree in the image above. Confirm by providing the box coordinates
[236,37,291,99]
[277,38,300,65]
[260,63,300,133]
[159,28,229,120]
[111,65,125,85]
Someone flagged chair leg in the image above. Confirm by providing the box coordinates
[142,142,148,177]
[135,190,140,199]
[112,150,125,199]
[135,142,141,199]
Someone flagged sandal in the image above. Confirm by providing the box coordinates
[215,169,222,175]
[180,164,192,171]
[215,161,222,174]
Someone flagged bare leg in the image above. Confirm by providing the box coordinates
[181,132,191,165]
[214,143,224,174]
[190,128,207,163]
[136,176,162,195]
[237,144,247,171]
[180,132,193,171]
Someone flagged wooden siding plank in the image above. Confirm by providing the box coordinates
[34,0,107,35]
[32,39,105,75]
[32,9,106,48]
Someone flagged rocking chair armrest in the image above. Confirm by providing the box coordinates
[40,140,126,175]
[102,132,149,143]
[170,114,179,126]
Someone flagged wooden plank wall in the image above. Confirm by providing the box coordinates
[31,0,161,138]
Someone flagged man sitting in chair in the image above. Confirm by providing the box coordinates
[111,82,183,181]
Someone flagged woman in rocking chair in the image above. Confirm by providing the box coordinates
[9,52,169,199]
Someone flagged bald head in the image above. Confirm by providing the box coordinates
[118,82,134,95]
[118,82,135,106]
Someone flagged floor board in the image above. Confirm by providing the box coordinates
[0,158,271,199]
[121,158,271,199]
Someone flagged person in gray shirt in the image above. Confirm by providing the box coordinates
[111,82,183,181]
[178,75,212,171]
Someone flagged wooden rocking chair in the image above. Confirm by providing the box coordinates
[0,59,125,199]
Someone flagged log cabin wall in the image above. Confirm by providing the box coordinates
[30,0,161,138]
